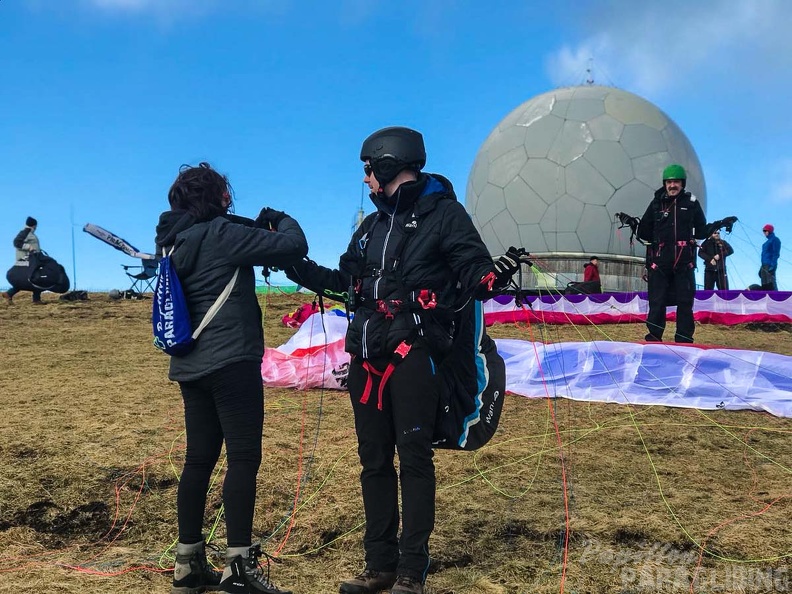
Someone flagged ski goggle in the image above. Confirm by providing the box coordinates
[363,163,373,176]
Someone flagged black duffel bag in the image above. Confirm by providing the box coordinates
[27,251,71,293]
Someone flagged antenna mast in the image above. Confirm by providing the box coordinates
[585,57,595,85]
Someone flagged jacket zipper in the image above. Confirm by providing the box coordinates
[363,191,400,357]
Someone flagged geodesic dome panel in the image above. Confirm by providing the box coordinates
[466,85,707,257]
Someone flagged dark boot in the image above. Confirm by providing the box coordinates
[390,575,424,594]
[339,568,397,593]
[171,540,222,594]
[218,544,291,594]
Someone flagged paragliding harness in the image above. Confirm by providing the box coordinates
[152,245,239,357]
[341,210,506,451]
[614,212,645,247]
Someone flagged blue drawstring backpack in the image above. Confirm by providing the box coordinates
[152,246,238,356]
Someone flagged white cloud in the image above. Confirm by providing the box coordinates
[545,0,792,98]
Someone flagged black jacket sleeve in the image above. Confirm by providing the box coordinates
[284,227,365,301]
[692,200,708,240]
[438,201,495,297]
[13,228,31,249]
[212,214,308,269]
[636,201,655,245]
[698,239,712,261]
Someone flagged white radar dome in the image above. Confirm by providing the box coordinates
[465,85,707,259]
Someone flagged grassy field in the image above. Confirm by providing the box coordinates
[0,293,790,594]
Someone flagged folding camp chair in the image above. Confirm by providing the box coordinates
[122,258,159,294]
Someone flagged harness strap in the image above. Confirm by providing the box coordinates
[359,361,385,409]
[358,334,417,411]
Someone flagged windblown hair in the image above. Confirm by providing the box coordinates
[168,162,234,221]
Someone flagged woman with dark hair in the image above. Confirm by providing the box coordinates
[155,162,307,594]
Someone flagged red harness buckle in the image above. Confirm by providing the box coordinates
[481,271,496,291]
[375,299,403,320]
[417,289,437,309]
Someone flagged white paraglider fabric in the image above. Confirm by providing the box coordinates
[498,339,792,418]
[261,312,792,419]
[484,290,792,326]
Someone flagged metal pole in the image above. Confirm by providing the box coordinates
[71,205,78,289]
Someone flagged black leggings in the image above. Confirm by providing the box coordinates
[177,360,264,547]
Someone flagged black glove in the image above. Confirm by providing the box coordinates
[255,207,287,230]
[492,246,532,289]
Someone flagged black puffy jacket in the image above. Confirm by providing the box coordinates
[637,188,707,268]
[698,238,734,272]
[286,173,495,359]
[154,210,308,381]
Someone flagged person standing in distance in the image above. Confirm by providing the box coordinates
[155,162,307,594]
[637,164,707,343]
[759,224,781,290]
[698,229,734,290]
[583,256,602,293]
[285,127,527,594]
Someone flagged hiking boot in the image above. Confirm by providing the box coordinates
[644,333,662,342]
[32,300,45,305]
[171,540,222,594]
[339,568,396,593]
[1,292,12,304]
[218,544,291,594]
[391,575,424,594]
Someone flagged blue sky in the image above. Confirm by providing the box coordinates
[2,0,790,292]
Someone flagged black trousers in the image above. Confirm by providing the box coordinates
[177,360,264,546]
[348,345,440,582]
[646,265,696,342]
[6,286,42,301]
[703,269,728,291]
[760,265,778,291]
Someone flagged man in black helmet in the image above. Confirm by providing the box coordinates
[285,126,527,594]
[637,164,707,343]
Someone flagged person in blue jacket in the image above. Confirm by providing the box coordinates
[759,224,781,290]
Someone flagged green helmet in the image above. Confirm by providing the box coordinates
[662,164,687,181]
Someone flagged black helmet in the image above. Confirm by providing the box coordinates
[360,126,426,188]
[360,126,426,166]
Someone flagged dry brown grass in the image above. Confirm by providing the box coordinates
[0,293,790,594]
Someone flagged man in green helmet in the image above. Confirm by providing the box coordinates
[637,164,707,343]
